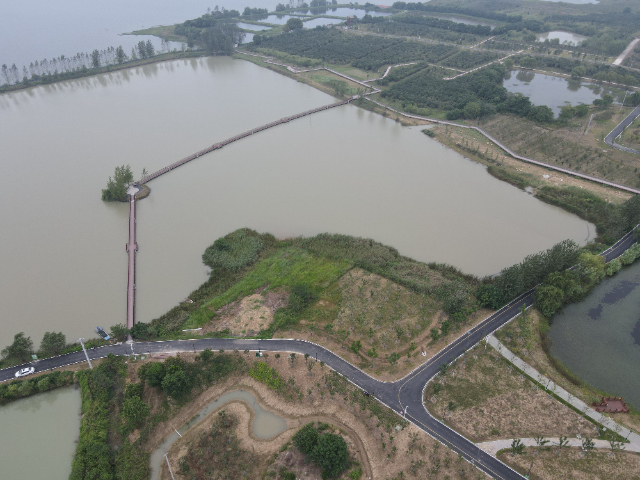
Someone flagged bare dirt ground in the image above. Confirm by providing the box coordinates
[425,343,597,442]
[432,124,632,205]
[202,289,288,336]
[499,447,640,480]
[145,351,490,479]
[494,310,640,436]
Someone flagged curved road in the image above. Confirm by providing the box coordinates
[0,228,636,479]
[605,104,640,155]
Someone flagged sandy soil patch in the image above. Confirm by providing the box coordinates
[499,447,640,480]
[202,289,288,336]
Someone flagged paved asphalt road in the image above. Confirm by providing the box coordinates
[605,104,640,154]
[0,228,636,479]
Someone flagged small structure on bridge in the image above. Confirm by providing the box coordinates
[592,397,629,414]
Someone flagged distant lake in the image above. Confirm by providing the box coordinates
[549,260,640,409]
[504,70,623,117]
[539,0,598,3]
[0,0,278,71]
[537,31,588,46]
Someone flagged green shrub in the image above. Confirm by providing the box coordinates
[202,228,264,271]
[122,396,151,430]
[249,362,286,392]
[161,370,191,399]
[139,362,166,387]
[606,258,622,276]
[534,285,565,318]
[124,382,144,399]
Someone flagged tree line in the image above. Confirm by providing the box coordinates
[0,39,177,88]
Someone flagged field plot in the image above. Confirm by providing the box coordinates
[425,343,596,442]
[499,448,640,480]
[439,49,502,69]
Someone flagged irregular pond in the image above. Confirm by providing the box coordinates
[304,17,344,28]
[149,389,287,480]
[423,14,497,29]
[537,31,588,46]
[0,388,81,479]
[549,260,640,409]
[236,22,272,31]
[504,69,624,117]
[255,14,296,25]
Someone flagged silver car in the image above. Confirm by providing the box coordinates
[14,367,35,378]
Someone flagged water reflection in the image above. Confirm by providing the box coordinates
[515,70,535,83]
[549,263,640,408]
[0,388,81,479]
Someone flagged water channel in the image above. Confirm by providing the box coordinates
[0,387,81,479]
[549,261,640,409]
[0,56,595,346]
[149,389,287,480]
[504,69,624,117]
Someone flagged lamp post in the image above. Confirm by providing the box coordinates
[79,338,92,370]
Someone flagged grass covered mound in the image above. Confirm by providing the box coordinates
[134,230,480,371]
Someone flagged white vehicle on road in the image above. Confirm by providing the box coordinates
[14,367,35,378]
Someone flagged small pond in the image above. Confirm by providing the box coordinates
[537,30,588,46]
[0,387,81,479]
[549,260,640,409]
[423,14,497,29]
[297,7,391,17]
[504,69,623,117]
[304,16,342,28]
[149,389,287,480]
[236,22,272,31]
[241,32,254,44]
[256,14,296,25]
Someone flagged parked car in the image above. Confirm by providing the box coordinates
[15,367,35,378]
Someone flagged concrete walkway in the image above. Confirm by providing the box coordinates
[478,437,640,456]
[486,335,640,447]
[613,38,639,66]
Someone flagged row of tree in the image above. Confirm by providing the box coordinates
[1,331,67,365]
[1,39,176,87]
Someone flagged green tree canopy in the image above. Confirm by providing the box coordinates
[39,331,66,357]
[534,285,564,317]
[463,101,481,120]
[311,433,349,478]
[284,17,304,32]
[1,333,34,363]
[162,370,191,399]
[101,165,133,201]
[140,362,166,387]
[293,423,319,455]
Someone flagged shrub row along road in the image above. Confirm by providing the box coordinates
[1,230,635,479]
